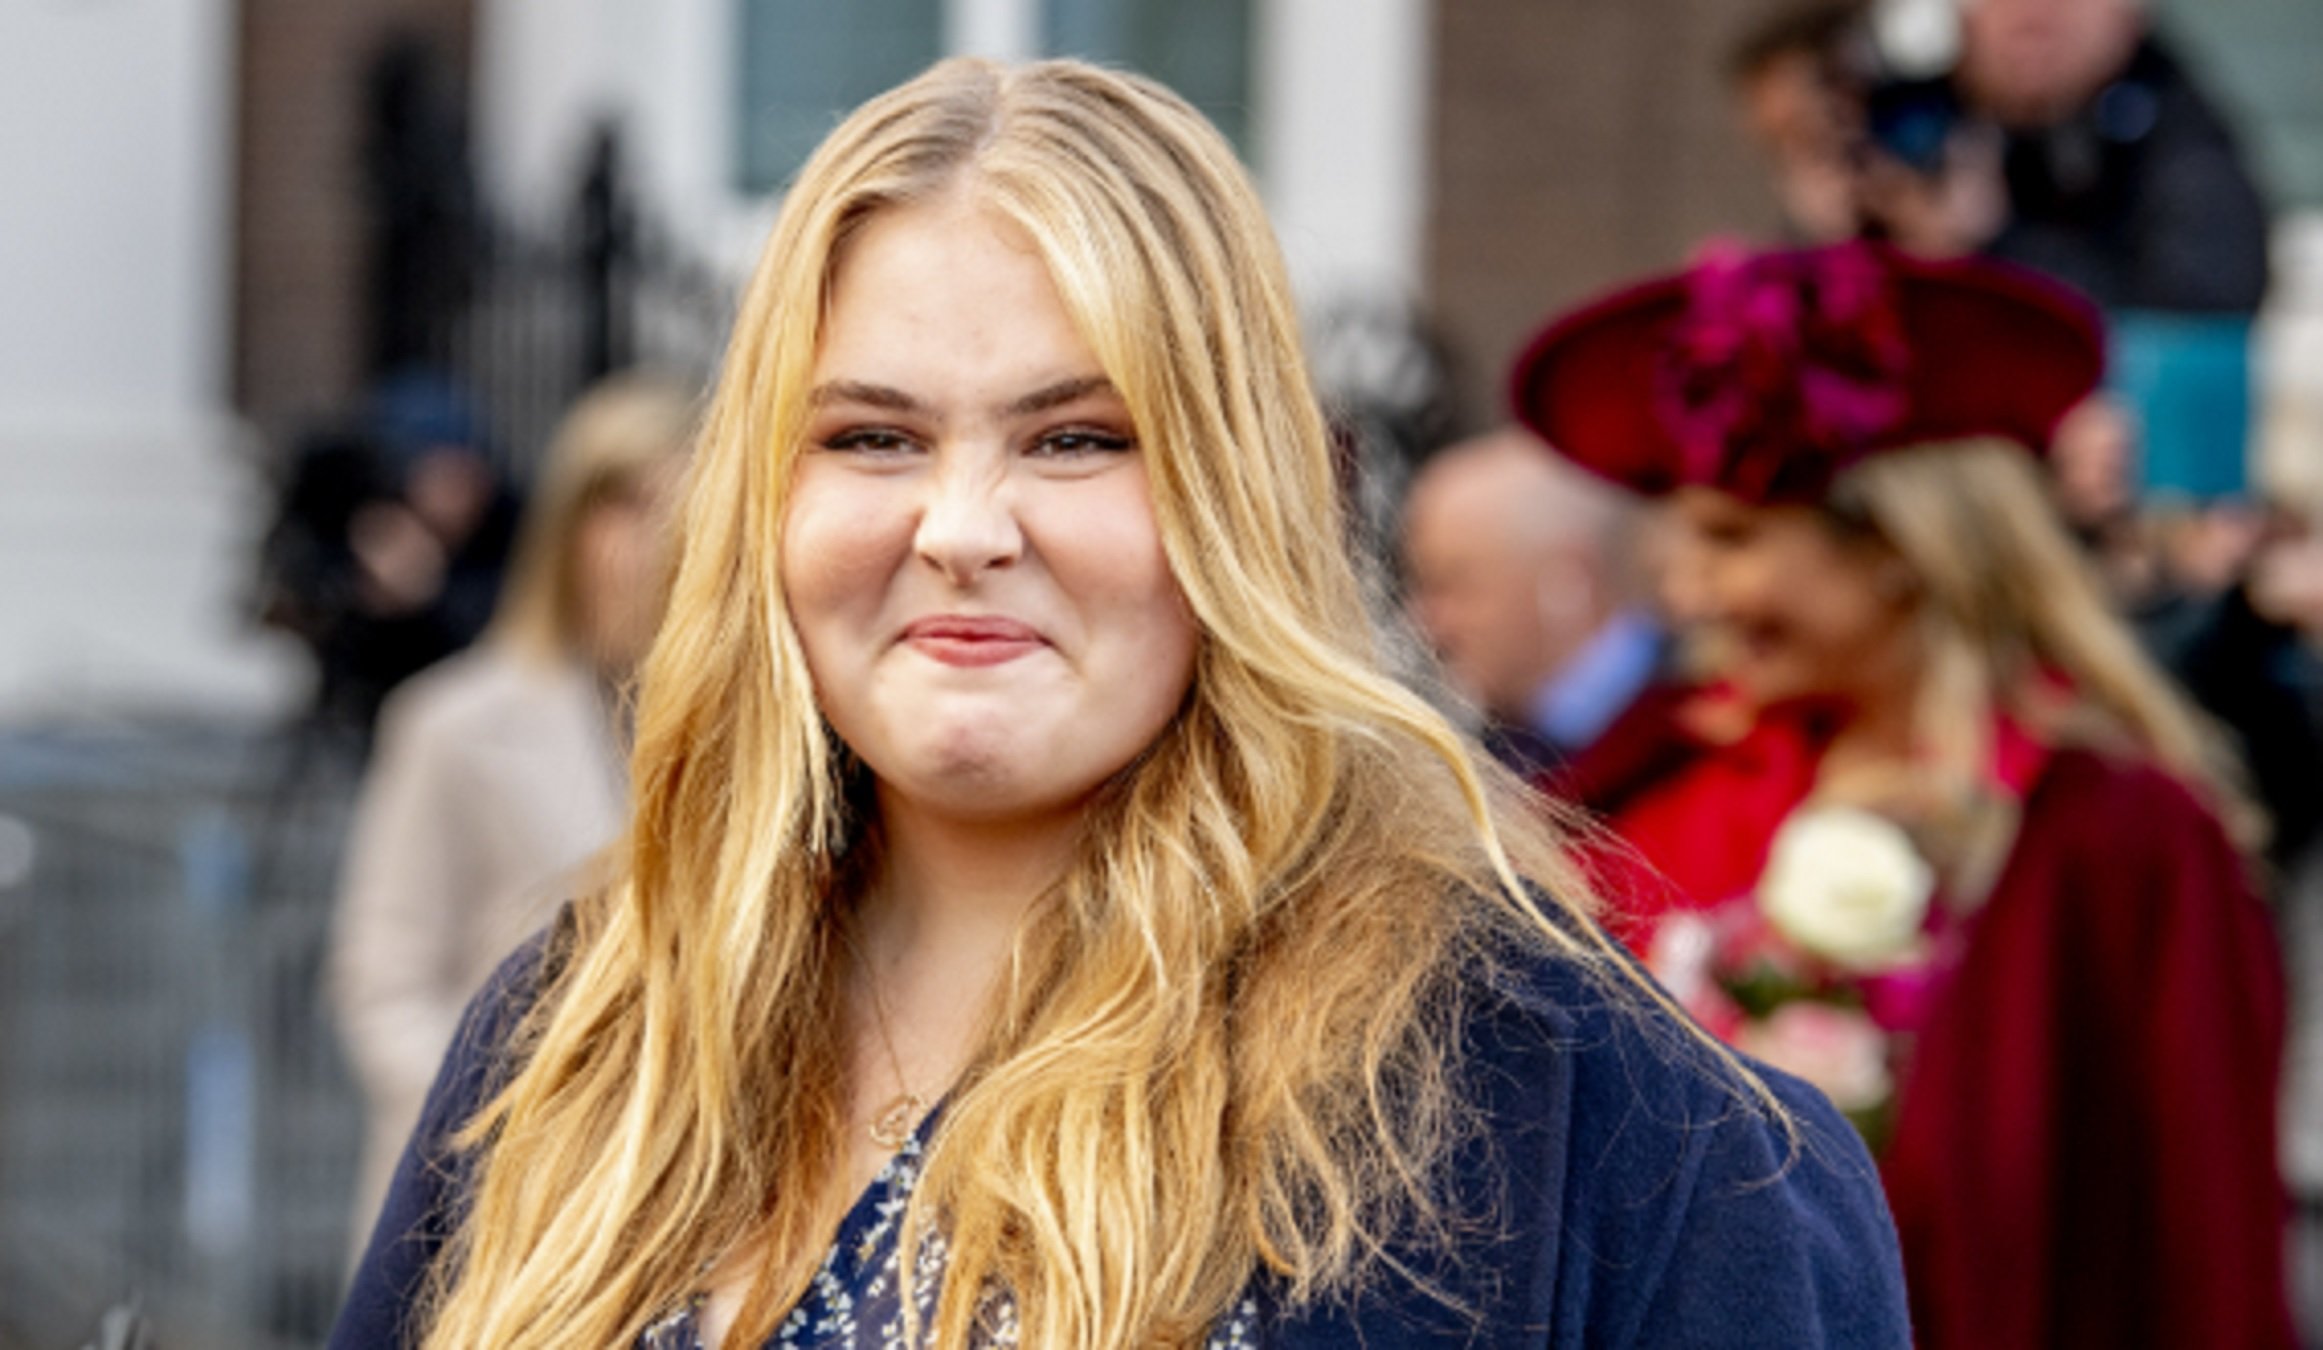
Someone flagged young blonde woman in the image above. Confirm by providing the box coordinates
[1512,242,2292,1349]
[331,62,1906,1349]
[330,370,695,1245]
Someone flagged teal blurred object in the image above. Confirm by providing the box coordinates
[2108,310,2254,501]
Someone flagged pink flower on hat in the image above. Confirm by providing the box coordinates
[1652,240,1913,501]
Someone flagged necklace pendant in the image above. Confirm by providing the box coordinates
[868,1092,927,1150]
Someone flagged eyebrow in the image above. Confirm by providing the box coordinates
[807,380,924,413]
[806,375,1120,419]
[1002,375,1119,417]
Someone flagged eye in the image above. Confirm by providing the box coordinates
[1028,425,1137,459]
[819,427,921,457]
[1683,503,1760,550]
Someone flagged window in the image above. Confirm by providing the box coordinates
[735,0,944,193]
[2152,0,2323,208]
[1041,0,1254,155]
[733,0,1257,194]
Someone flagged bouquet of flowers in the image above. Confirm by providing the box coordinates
[1650,804,1958,1148]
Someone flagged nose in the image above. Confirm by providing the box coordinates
[913,453,1023,584]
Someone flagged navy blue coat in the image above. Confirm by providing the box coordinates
[334,931,1909,1348]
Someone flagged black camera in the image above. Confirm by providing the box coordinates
[1866,76,1964,175]
[1848,0,1967,175]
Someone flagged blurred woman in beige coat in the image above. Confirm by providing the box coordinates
[329,371,695,1247]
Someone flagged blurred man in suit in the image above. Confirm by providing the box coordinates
[1402,428,1664,781]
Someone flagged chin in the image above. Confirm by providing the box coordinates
[1727,660,1812,711]
[888,765,1094,827]
[873,732,1104,826]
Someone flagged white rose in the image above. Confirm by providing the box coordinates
[1756,805,1934,971]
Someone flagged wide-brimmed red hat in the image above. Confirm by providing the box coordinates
[1508,241,2104,503]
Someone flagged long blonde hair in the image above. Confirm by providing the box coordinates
[420,58,1663,1349]
[1826,437,2254,857]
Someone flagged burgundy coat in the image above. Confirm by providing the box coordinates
[1881,749,2290,1349]
[1599,728,2293,1349]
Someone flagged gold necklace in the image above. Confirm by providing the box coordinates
[841,923,927,1151]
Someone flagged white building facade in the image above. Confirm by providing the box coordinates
[471,0,1432,309]
[0,0,303,720]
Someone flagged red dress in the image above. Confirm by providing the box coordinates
[1597,711,2294,1349]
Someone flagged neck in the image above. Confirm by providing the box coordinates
[1816,657,1923,780]
[580,634,640,687]
[1825,691,1915,758]
[856,791,1080,971]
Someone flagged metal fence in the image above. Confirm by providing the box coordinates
[392,122,736,485]
[0,723,367,1350]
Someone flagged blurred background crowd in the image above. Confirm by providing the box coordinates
[1,0,2319,1345]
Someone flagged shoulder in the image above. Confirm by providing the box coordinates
[373,648,505,745]
[427,912,567,1118]
[2038,741,2198,801]
[1399,943,1908,1347]
[2005,746,2269,961]
[332,918,566,1347]
[1483,947,1895,1232]
[2127,36,2240,140]
[377,646,578,746]
[2023,746,2238,866]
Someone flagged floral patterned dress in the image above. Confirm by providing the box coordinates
[636,1123,1261,1349]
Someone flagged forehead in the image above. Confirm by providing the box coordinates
[815,193,1103,390]
[1673,485,1776,533]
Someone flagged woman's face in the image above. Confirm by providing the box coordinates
[782,191,1199,831]
[572,465,678,678]
[1671,487,1918,711]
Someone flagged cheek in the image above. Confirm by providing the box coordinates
[1811,576,1904,654]
[580,511,651,586]
[1422,582,1480,639]
[1043,480,1198,703]
[779,472,910,656]
[1107,554,1196,675]
[785,490,919,706]
[1702,550,1779,619]
[1135,594,1201,719]
[1487,574,1542,633]
[1738,562,1892,684]
[1749,524,1854,619]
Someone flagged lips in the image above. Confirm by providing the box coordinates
[899,614,1048,667]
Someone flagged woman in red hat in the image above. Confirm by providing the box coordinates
[1514,242,2292,1350]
